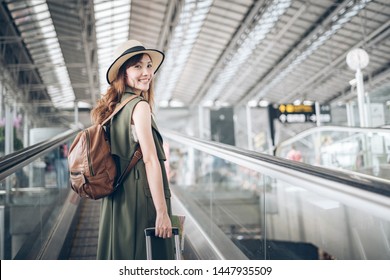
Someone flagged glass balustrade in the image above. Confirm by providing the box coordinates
[1,128,389,260]
[0,139,72,259]
[165,131,390,260]
[276,126,390,180]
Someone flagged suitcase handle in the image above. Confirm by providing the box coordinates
[144,227,179,237]
[144,227,182,260]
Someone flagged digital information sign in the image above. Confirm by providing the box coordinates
[274,103,331,124]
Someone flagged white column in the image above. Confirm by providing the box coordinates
[315,101,321,127]
[5,105,12,155]
[365,93,371,127]
[346,48,369,128]
[198,105,204,139]
[355,68,367,127]
[346,102,355,127]
[23,112,29,148]
[0,84,3,118]
[246,105,253,150]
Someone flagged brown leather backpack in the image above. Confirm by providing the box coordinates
[68,96,142,199]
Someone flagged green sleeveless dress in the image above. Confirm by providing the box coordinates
[96,91,174,260]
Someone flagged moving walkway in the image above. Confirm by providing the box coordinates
[0,127,389,259]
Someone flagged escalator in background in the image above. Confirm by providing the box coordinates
[163,129,390,260]
[0,129,80,260]
[275,126,390,180]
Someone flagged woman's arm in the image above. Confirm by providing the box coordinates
[132,101,172,238]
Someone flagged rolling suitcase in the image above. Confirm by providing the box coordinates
[144,227,182,260]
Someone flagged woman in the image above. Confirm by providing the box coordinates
[92,40,174,260]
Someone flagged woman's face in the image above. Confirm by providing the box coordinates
[125,54,154,94]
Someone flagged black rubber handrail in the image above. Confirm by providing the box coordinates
[162,129,390,197]
[0,129,80,181]
[2,127,388,197]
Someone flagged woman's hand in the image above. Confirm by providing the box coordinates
[155,211,172,239]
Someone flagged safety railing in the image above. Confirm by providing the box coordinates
[0,129,80,259]
[162,129,390,259]
[2,127,389,259]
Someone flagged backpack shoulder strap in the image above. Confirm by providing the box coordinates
[101,95,138,126]
[114,145,142,189]
[100,95,143,187]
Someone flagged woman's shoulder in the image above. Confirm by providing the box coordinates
[132,101,151,121]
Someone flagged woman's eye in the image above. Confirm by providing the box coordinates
[147,64,152,68]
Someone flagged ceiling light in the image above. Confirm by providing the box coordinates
[77,101,92,109]
[259,100,270,107]
[169,100,185,108]
[248,100,258,107]
[159,100,169,108]
[203,100,214,107]
[337,101,345,106]
[349,78,357,86]
[293,99,301,105]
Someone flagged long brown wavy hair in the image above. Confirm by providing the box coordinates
[91,53,155,124]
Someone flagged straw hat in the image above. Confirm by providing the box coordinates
[106,40,164,84]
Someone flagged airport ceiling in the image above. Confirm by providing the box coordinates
[0,0,389,127]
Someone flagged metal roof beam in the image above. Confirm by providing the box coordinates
[239,0,370,105]
[6,63,89,70]
[157,0,180,51]
[0,3,50,103]
[191,0,267,105]
[77,0,98,105]
[20,83,91,90]
[283,19,390,103]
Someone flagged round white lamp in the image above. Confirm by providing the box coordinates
[346,48,369,70]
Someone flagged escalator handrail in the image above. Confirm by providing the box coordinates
[0,129,80,181]
[275,125,390,149]
[161,129,390,198]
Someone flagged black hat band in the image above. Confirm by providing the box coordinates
[121,45,146,56]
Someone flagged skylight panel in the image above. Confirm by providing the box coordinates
[156,0,212,106]
[253,0,372,101]
[6,0,76,109]
[202,0,292,105]
[94,0,131,94]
